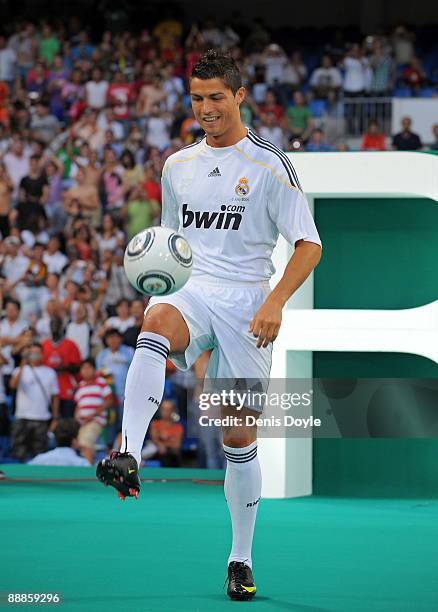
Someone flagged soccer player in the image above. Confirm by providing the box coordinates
[97,49,322,601]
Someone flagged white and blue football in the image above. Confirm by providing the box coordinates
[124,226,192,296]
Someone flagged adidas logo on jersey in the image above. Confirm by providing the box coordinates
[182,203,242,230]
[208,167,221,177]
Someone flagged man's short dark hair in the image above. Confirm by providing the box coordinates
[54,418,80,447]
[104,327,122,340]
[81,357,96,368]
[116,297,130,308]
[191,49,242,95]
[6,298,20,310]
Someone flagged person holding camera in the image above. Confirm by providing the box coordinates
[10,342,59,462]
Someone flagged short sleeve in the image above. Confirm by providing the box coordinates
[267,171,322,248]
[95,351,104,370]
[50,370,60,395]
[161,162,179,231]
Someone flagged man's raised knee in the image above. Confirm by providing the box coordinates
[140,304,189,353]
[223,432,256,448]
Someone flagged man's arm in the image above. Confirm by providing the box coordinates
[82,395,112,424]
[0,334,24,348]
[9,362,26,389]
[302,112,314,141]
[250,240,321,348]
[135,87,145,117]
[51,394,60,420]
[97,395,113,415]
[40,183,49,204]
[48,394,60,432]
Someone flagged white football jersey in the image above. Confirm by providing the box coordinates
[161,128,321,282]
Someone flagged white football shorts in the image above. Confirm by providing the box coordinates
[144,275,273,410]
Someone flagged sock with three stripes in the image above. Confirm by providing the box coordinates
[119,331,170,466]
[223,440,261,569]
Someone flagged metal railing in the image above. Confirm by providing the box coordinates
[343,96,393,136]
[314,96,393,144]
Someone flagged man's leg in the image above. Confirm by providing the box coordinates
[97,303,189,498]
[118,303,189,467]
[222,406,260,600]
[11,419,30,462]
[222,406,260,568]
[98,278,215,499]
[29,420,49,458]
[78,422,103,464]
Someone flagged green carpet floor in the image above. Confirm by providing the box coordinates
[1,466,438,611]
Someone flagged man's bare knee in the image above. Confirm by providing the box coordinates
[221,406,257,447]
[223,432,256,448]
[141,304,189,353]
[222,424,257,448]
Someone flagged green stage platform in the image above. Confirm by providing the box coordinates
[1,465,438,611]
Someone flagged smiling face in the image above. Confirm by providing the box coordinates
[190,77,246,146]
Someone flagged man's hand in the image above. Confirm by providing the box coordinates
[48,418,58,433]
[249,295,283,348]
[250,241,322,349]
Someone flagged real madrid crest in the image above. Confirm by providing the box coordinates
[235,177,250,197]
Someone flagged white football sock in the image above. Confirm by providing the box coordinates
[119,332,170,466]
[223,441,261,569]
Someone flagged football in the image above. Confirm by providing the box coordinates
[124,226,193,296]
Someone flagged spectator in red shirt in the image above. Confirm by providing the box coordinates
[0,81,9,108]
[402,57,426,94]
[361,120,386,151]
[132,63,154,99]
[26,60,49,95]
[107,71,132,121]
[74,358,113,464]
[149,399,184,467]
[42,314,81,418]
[143,161,161,204]
[258,89,284,123]
[137,28,154,62]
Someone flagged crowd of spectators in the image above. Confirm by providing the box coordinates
[0,14,437,469]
